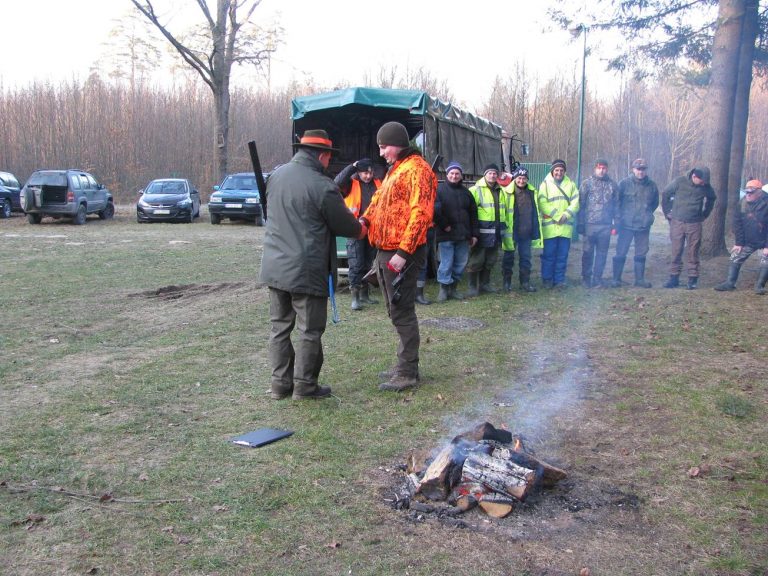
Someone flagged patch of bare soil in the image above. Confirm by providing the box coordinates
[128,281,248,300]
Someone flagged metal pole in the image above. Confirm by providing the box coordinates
[576,26,587,187]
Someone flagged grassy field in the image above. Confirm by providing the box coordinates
[1,206,766,576]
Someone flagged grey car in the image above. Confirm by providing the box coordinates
[0,171,22,213]
[21,169,114,225]
[137,178,200,223]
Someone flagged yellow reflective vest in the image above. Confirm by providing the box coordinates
[469,177,507,248]
[537,174,579,239]
[501,183,544,251]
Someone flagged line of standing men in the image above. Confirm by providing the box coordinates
[259,121,734,402]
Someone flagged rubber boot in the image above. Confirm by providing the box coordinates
[664,274,680,288]
[437,283,450,302]
[450,281,465,300]
[519,269,536,292]
[479,269,498,294]
[415,285,431,305]
[466,272,480,297]
[755,266,768,294]
[611,256,626,288]
[350,287,363,311]
[686,276,698,290]
[503,274,513,292]
[633,258,652,288]
[360,284,378,304]
[714,262,741,291]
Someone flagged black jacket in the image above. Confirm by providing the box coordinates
[617,174,659,231]
[434,180,479,243]
[734,191,768,249]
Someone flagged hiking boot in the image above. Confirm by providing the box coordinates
[270,388,292,400]
[378,375,419,392]
[686,276,698,290]
[663,274,680,288]
[519,270,536,292]
[292,385,332,400]
[437,283,450,302]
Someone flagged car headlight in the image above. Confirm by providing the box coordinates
[20,190,26,210]
[209,196,222,203]
[177,198,191,207]
[245,197,260,204]
[138,197,150,208]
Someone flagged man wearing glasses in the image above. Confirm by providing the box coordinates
[611,158,660,288]
[714,179,768,293]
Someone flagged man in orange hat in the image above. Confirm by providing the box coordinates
[260,129,365,400]
[714,179,768,293]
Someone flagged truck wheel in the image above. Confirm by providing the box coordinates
[73,204,87,225]
[0,199,10,219]
[210,213,221,225]
[27,213,42,224]
[98,202,115,220]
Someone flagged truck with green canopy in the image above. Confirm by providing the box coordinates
[291,87,508,180]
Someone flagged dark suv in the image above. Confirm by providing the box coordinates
[21,169,114,225]
[208,172,265,226]
[0,171,22,213]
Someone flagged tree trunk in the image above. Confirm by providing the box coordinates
[701,0,746,257]
[726,0,759,235]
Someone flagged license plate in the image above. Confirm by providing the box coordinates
[224,203,242,208]
[154,209,170,215]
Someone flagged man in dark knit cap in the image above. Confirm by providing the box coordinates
[434,161,478,301]
[661,166,716,289]
[334,158,381,311]
[360,121,437,392]
[260,129,365,400]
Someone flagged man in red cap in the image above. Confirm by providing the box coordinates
[714,179,768,293]
[260,129,365,400]
[360,121,437,392]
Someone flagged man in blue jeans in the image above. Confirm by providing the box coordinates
[434,162,478,301]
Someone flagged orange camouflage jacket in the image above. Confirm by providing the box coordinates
[362,150,436,256]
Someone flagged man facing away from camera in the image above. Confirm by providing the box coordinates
[260,129,365,400]
[360,121,437,392]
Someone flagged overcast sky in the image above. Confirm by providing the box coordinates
[0,0,619,110]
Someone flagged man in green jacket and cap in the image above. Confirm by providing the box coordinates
[260,129,365,400]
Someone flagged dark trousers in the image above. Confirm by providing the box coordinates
[668,219,703,276]
[615,227,650,260]
[268,288,327,397]
[347,237,377,288]
[375,245,426,378]
[466,244,499,274]
[581,226,612,281]
[541,237,571,285]
[501,239,533,276]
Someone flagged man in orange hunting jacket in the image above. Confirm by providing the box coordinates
[361,121,436,392]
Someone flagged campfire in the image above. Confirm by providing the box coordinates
[394,422,567,519]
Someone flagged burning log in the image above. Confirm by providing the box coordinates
[478,492,516,518]
[462,452,538,501]
[417,442,469,500]
[491,445,567,487]
[449,481,485,511]
[457,421,513,444]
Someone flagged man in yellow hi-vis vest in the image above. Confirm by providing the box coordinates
[537,159,579,288]
[335,158,381,310]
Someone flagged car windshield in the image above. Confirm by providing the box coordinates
[27,172,67,186]
[146,181,186,194]
[221,175,258,191]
